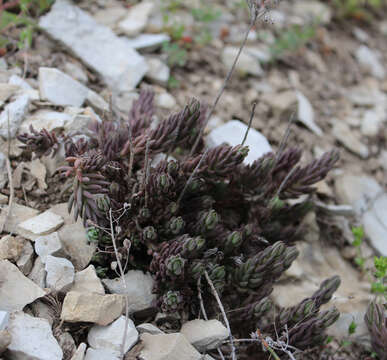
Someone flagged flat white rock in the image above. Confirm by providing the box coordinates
[18,209,64,240]
[7,312,63,360]
[123,33,170,51]
[39,1,147,92]
[28,257,47,288]
[222,46,263,77]
[363,194,387,256]
[145,58,170,86]
[156,93,176,109]
[45,255,75,292]
[35,232,64,263]
[102,270,156,314]
[0,93,30,139]
[85,348,120,360]
[16,240,34,275]
[0,260,46,311]
[0,311,9,330]
[88,316,138,353]
[20,109,73,133]
[180,319,229,351]
[139,333,202,360]
[70,265,105,295]
[71,342,87,360]
[118,2,155,37]
[296,91,323,136]
[355,45,385,79]
[207,120,272,165]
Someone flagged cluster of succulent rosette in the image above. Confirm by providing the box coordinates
[19,90,343,356]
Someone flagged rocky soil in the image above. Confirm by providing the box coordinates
[0,0,386,359]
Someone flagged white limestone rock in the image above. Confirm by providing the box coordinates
[0,234,25,261]
[207,120,272,165]
[39,67,88,107]
[156,93,176,109]
[0,93,30,139]
[332,121,369,159]
[221,46,263,77]
[123,33,170,51]
[85,348,120,360]
[39,1,148,92]
[118,2,155,37]
[71,343,87,360]
[45,255,75,292]
[145,58,170,86]
[137,323,164,335]
[35,232,64,263]
[180,319,229,352]
[16,240,34,275]
[28,256,47,288]
[70,265,105,295]
[7,311,63,360]
[20,109,73,133]
[61,291,125,326]
[139,333,202,360]
[102,270,156,314]
[355,45,385,79]
[296,91,323,136]
[17,209,64,241]
[0,311,9,330]
[0,260,46,312]
[88,316,138,353]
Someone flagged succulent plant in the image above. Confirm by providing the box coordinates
[365,301,387,360]
[18,89,340,354]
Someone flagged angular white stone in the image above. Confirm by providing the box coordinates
[61,291,125,326]
[0,203,39,236]
[102,270,156,314]
[332,121,369,159]
[70,265,105,295]
[123,33,170,51]
[0,260,46,311]
[39,67,88,107]
[39,1,147,92]
[296,91,323,136]
[355,45,385,79]
[0,83,19,107]
[0,311,9,330]
[58,223,95,271]
[145,58,170,86]
[18,210,64,240]
[335,174,382,215]
[86,91,109,113]
[118,2,155,37]
[71,342,87,360]
[20,109,73,133]
[28,257,47,288]
[45,255,75,292]
[361,110,381,136]
[156,93,176,109]
[222,46,263,77]
[137,323,164,335]
[363,194,387,256]
[0,93,30,139]
[35,232,64,263]
[7,312,63,360]
[180,319,229,351]
[16,240,34,275]
[85,348,120,360]
[64,62,88,84]
[140,333,202,360]
[0,234,25,261]
[207,120,272,165]
[88,316,138,353]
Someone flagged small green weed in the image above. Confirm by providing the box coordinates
[270,24,317,61]
[0,0,53,50]
[332,0,383,21]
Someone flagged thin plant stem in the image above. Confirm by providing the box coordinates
[204,270,237,360]
[241,102,257,146]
